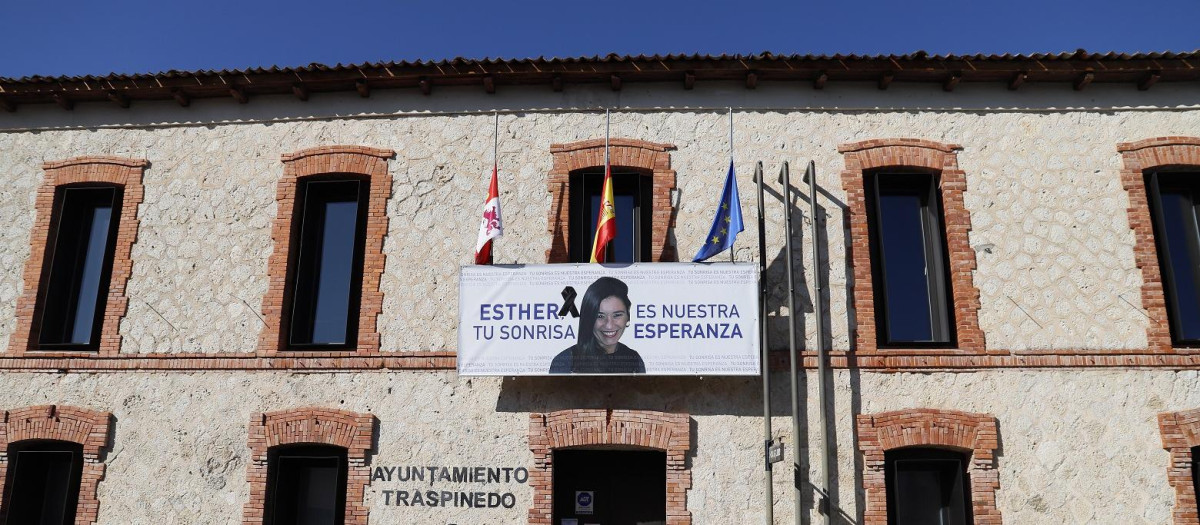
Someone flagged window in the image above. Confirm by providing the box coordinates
[2,441,84,525]
[265,445,348,525]
[528,409,692,524]
[865,172,954,345]
[546,139,677,264]
[244,408,375,525]
[1193,445,1200,502]
[568,170,652,263]
[260,146,393,355]
[839,139,983,353]
[1145,172,1200,344]
[286,178,368,348]
[10,156,146,356]
[885,448,972,525]
[34,185,122,350]
[858,409,1000,525]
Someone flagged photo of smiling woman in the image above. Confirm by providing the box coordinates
[549,277,646,374]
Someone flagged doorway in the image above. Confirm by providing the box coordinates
[552,449,666,525]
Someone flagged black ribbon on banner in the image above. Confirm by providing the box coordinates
[558,286,579,318]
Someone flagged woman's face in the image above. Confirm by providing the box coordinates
[593,295,628,354]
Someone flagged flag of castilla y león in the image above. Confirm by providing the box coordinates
[474,166,502,264]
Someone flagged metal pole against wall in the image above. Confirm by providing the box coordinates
[756,161,774,525]
[805,160,833,525]
[780,161,804,525]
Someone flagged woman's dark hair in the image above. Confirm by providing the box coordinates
[576,277,632,353]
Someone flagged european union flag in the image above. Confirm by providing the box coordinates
[693,160,744,262]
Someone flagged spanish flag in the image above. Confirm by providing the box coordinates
[589,162,617,263]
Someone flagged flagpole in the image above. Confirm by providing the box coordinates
[780,161,803,525]
[605,108,611,166]
[755,161,774,525]
[600,108,609,262]
[604,109,611,262]
[806,160,832,525]
[729,107,735,262]
[493,112,499,263]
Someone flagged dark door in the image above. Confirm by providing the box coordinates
[552,449,666,525]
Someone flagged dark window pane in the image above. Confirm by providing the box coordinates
[71,206,113,343]
[266,446,347,525]
[312,200,358,343]
[4,442,83,525]
[37,186,120,349]
[887,449,971,525]
[868,174,952,345]
[288,180,366,347]
[570,171,651,263]
[1192,446,1200,501]
[877,192,935,341]
[1148,174,1200,343]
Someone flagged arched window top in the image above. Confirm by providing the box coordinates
[1,405,112,455]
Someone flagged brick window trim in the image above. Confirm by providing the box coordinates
[0,405,113,525]
[243,407,376,525]
[856,408,1001,525]
[1158,408,1200,524]
[257,145,395,355]
[9,156,148,356]
[1118,137,1200,352]
[546,138,677,263]
[527,409,692,524]
[838,138,985,353]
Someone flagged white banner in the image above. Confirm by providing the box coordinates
[458,263,759,376]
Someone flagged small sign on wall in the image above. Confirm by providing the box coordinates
[575,491,594,515]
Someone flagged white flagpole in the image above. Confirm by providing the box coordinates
[605,108,610,167]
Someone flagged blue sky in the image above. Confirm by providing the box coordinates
[3,0,1198,78]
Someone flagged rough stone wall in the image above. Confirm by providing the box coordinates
[3,102,1198,353]
[0,369,1194,524]
[821,369,1200,524]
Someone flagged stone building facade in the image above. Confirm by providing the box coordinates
[1,52,1199,524]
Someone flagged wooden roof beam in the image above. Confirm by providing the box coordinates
[1008,71,1028,91]
[291,83,309,101]
[684,71,695,90]
[813,71,828,90]
[229,85,248,104]
[1073,71,1094,91]
[0,98,14,112]
[419,78,432,95]
[483,75,496,94]
[1139,71,1161,91]
[611,74,622,91]
[53,93,73,110]
[355,79,370,98]
[745,72,758,89]
[551,75,563,92]
[943,72,961,92]
[878,72,894,90]
[105,91,130,108]
[172,89,190,107]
